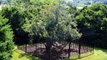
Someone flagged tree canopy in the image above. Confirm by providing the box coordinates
[22,0,81,45]
[76,4,107,48]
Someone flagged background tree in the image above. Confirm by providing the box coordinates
[0,16,14,60]
[1,6,29,44]
[76,4,107,48]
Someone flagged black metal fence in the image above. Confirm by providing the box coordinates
[18,38,94,60]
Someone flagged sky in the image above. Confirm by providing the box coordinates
[65,0,107,7]
[65,0,73,3]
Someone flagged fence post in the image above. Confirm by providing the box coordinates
[78,39,81,59]
[68,42,71,59]
[25,44,27,52]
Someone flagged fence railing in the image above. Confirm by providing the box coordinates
[18,40,94,60]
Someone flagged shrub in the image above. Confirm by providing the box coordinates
[0,16,14,60]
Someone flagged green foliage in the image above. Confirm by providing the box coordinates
[0,4,31,45]
[0,16,14,60]
[1,6,25,31]
[76,4,107,32]
[76,4,107,48]
[22,0,81,44]
[0,0,81,45]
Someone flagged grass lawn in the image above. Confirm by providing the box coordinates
[11,47,40,60]
[12,47,107,60]
[77,48,107,60]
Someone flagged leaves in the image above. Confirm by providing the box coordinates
[0,16,14,60]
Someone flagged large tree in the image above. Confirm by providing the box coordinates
[0,16,14,60]
[23,0,81,54]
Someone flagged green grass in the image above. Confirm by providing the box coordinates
[11,47,40,60]
[12,47,107,60]
[77,48,107,60]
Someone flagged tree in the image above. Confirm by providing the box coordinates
[0,16,14,60]
[1,6,25,31]
[76,4,107,33]
[22,0,59,42]
[23,0,81,57]
[1,5,30,44]
[76,4,107,48]
[1,0,59,45]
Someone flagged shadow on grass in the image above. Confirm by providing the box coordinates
[96,48,107,54]
[14,49,40,60]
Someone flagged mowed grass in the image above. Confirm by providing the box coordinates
[11,47,40,60]
[77,48,107,60]
[12,47,107,60]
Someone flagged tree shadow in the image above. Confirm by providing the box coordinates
[18,43,94,60]
[14,49,40,60]
[26,46,79,60]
